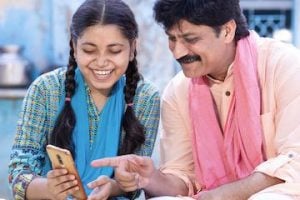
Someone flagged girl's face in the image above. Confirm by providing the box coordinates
[73,24,135,96]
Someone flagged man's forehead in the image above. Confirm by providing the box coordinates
[166,20,199,37]
[166,26,195,38]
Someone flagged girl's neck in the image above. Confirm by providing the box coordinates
[90,89,109,111]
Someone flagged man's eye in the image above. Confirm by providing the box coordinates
[168,36,176,42]
[185,38,198,44]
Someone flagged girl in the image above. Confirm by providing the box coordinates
[8,0,160,199]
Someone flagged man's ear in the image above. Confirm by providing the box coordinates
[130,40,137,61]
[222,19,237,43]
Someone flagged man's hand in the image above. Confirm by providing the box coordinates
[91,155,155,191]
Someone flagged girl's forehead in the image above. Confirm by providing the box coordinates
[78,24,129,43]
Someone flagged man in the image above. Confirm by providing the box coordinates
[92,0,300,199]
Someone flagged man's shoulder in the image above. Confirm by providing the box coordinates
[257,37,300,70]
[162,71,190,100]
[167,71,190,90]
[257,36,300,56]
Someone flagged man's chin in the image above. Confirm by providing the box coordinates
[182,70,201,78]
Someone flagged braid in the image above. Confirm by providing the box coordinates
[120,51,145,155]
[49,39,77,158]
[124,51,140,104]
[65,40,77,99]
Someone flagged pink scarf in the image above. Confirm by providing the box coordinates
[189,32,264,191]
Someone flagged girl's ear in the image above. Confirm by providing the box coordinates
[130,40,137,61]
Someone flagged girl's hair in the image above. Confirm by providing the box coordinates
[50,0,145,157]
[153,0,249,42]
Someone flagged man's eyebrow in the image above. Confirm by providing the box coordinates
[165,31,196,38]
[181,32,197,37]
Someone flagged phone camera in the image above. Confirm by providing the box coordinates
[56,154,64,166]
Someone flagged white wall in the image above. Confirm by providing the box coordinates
[293,0,300,47]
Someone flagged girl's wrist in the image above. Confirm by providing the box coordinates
[110,179,124,197]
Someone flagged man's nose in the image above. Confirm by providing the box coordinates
[171,41,189,60]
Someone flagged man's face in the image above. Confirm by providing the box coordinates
[166,20,234,80]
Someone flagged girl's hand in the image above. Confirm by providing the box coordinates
[87,175,114,200]
[46,168,79,200]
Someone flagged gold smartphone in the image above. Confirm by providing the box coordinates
[46,144,87,200]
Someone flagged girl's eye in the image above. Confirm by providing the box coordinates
[82,49,95,54]
[110,50,122,54]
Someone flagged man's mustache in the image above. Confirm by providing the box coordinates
[177,55,201,64]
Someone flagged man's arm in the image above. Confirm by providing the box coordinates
[144,168,188,197]
[197,172,283,200]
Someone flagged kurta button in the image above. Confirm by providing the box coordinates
[225,91,231,96]
[288,153,293,158]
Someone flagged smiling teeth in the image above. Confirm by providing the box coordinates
[95,70,112,75]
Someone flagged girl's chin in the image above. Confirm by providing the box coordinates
[90,82,114,91]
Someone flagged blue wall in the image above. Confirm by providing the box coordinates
[0,1,53,76]
[0,99,23,199]
[0,0,175,91]
[0,0,83,77]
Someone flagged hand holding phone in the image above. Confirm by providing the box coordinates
[46,144,87,200]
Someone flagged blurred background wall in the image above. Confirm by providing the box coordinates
[0,0,299,90]
[0,0,299,199]
[0,0,176,89]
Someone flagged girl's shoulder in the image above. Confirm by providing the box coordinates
[133,80,160,113]
[32,67,66,86]
[135,79,160,99]
[29,67,67,93]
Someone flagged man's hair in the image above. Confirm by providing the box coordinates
[153,0,249,42]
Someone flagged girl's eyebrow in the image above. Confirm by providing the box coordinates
[81,42,125,47]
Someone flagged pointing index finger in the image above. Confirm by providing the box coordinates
[91,157,121,168]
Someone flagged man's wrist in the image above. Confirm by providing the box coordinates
[142,168,162,196]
